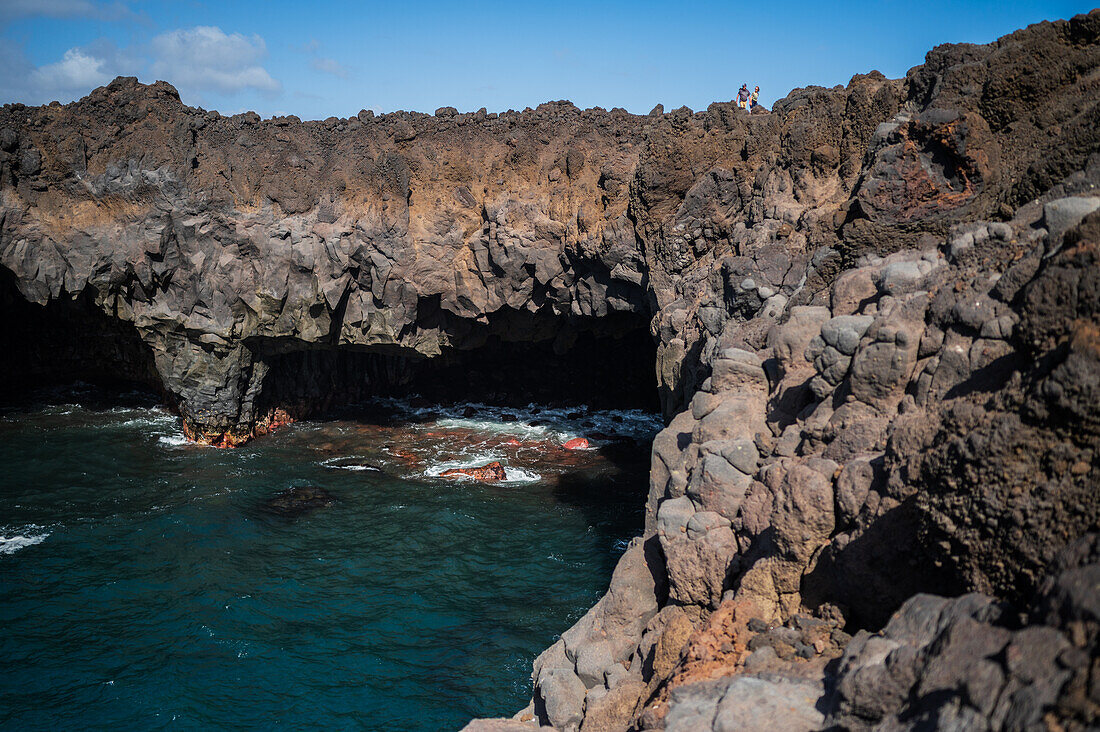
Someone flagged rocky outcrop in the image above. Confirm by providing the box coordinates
[828,533,1100,730]
[441,461,508,481]
[467,11,1100,731]
[0,85,656,442]
[4,9,1100,732]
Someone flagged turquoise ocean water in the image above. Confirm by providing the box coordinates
[0,388,658,730]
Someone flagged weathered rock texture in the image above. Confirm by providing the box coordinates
[1,82,657,441]
[462,12,1100,732]
[4,9,1100,731]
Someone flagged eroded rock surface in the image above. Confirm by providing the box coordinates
[440,461,508,481]
[1,83,657,442]
[3,9,1100,732]
[499,12,1100,732]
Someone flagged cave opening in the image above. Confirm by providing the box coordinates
[251,312,661,423]
[0,266,165,406]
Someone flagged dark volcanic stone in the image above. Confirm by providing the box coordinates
[264,486,336,517]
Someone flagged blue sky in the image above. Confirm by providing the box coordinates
[0,0,1092,119]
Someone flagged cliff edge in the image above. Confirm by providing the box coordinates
[3,9,1100,731]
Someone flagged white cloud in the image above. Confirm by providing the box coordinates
[28,48,113,95]
[150,26,280,95]
[311,56,349,78]
[0,25,280,108]
[0,39,139,105]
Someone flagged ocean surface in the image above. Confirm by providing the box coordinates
[0,386,661,730]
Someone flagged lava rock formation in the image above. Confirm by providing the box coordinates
[3,9,1100,732]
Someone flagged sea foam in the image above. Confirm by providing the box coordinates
[374,397,664,445]
[0,525,50,555]
[424,454,541,484]
[320,457,382,471]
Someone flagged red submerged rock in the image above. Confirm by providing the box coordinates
[440,461,507,481]
[563,437,590,450]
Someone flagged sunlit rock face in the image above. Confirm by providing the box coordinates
[4,9,1100,732]
[0,86,656,442]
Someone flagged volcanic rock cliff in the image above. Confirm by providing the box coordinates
[4,9,1100,732]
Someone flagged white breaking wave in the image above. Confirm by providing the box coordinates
[424,454,502,476]
[118,413,177,430]
[109,408,190,445]
[0,525,50,555]
[320,457,382,471]
[368,397,664,445]
[501,466,541,483]
[432,416,557,440]
[424,454,541,484]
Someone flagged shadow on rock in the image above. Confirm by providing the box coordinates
[801,498,966,631]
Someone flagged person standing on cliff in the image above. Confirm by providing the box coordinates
[751,85,760,109]
[737,84,750,110]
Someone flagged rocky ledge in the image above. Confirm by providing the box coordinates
[3,9,1100,732]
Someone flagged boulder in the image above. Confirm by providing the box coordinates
[664,675,826,732]
[440,462,508,481]
[1043,196,1100,240]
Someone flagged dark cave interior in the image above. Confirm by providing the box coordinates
[252,316,660,420]
[1,268,661,421]
[0,268,164,403]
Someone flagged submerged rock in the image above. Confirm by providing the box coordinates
[264,486,336,517]
[440,462,508,481]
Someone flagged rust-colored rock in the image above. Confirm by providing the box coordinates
[440,461,507,481]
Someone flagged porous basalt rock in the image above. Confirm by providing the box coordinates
[827,534,1100,731]
[1,87,657,443]
[511,12,1100,731]
[440,461,508,481]
[3,9,1100,732]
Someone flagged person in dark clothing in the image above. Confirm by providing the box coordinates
[737,84,750,110]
